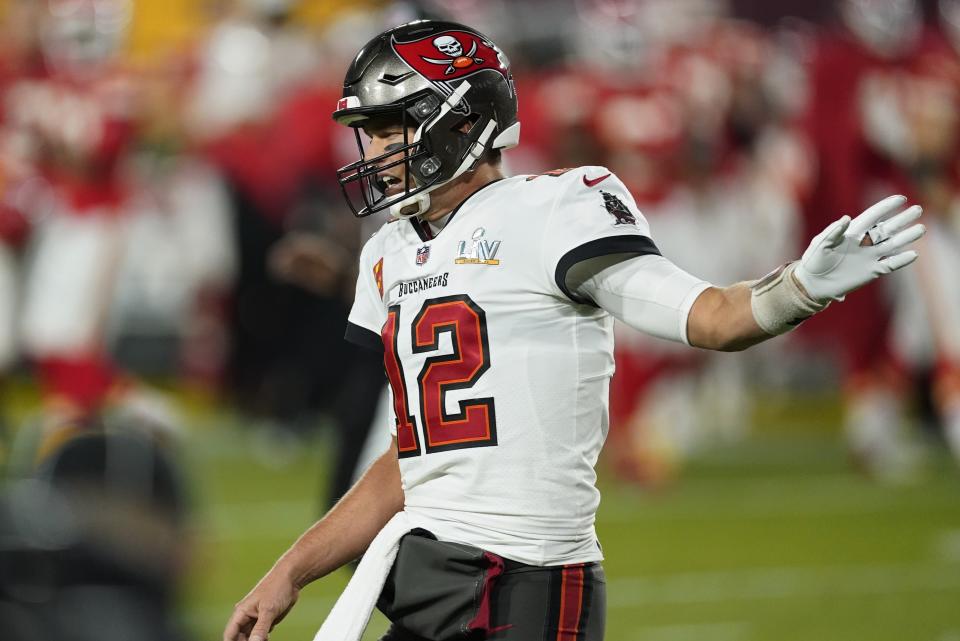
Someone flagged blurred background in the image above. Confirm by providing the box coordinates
[0,0,959,640]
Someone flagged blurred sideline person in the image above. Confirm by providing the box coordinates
[14,0,134,420]
[268,231,387,509]
[225,20,925,641]
[874,2,960,464]
[0,0,177,441]
[803,0,960,475]
[187,0,374,446]
[0,428,192,641]
[573,12,807,484]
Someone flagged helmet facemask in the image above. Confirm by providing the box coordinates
[336,102,437,219]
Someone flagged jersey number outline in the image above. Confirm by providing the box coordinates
[382,294,497,458]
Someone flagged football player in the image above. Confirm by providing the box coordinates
[224,20,925,641]
[7,0,136,423]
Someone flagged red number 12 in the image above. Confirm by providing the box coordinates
[382,294,497,457]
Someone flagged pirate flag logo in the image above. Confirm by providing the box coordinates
[391,30,510,85]
[600,190,637,226]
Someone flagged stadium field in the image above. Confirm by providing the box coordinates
[179,393,960,641]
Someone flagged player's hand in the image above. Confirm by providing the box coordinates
[268,232,349,296]
[224,568,300,641]
[794,195,925,302]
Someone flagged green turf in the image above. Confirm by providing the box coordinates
[3,379,956,641]
[179,411,960,641]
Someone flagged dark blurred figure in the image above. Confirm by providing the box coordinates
[186,3,391,508]
[0,429,192,641]
[187,0,359,449]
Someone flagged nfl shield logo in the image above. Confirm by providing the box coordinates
[416,245,431,266]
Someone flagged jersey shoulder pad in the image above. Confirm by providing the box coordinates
[548,166,648,231]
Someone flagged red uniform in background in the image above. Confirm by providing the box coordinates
[801,28,908,385]
[6,63,138,415]
[801,14,960,472]
[0,0,138,419]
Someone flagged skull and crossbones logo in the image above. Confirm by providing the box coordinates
[421,35,484,75]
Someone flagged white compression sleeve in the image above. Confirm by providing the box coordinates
[574,254,712,345]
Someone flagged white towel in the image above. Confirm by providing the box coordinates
[313,511,413,641]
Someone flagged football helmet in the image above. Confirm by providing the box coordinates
[333,20,520,219]
[41,0,132,77]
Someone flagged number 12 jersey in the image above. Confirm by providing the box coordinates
[345,167,702,565]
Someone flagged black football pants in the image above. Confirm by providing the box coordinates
[379,561,606,641]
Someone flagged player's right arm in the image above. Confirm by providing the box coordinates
[223,439,403,641]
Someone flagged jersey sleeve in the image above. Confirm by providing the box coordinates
[541,167,662,304]
[344,236,387,352]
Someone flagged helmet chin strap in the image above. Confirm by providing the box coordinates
[389,190,431,220]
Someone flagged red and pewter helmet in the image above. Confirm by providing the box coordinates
[332,20,520,219]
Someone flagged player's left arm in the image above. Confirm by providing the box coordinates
[686,195,924,351]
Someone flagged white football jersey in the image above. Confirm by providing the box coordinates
[346,166,689,565]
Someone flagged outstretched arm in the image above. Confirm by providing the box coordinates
[689,195,924,351]
[685,282,768,351]
[582,196,924,351]
[224,440,404,641]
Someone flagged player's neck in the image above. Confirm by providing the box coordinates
[420,162,505,223]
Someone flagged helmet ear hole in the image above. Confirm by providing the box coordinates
[453,114,481,134]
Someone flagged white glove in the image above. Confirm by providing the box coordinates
[794,195,925,303]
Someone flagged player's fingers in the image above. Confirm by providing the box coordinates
[867,204,922,244]
[878,250,919,273]
[848,195,908,238]
[248,608,277,641]
[812,215,851,250]
[875,223,926,255]
[224,611,252,641]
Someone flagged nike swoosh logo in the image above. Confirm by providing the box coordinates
[583,173,612,188]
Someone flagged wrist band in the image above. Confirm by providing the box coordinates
[750,262,829,336]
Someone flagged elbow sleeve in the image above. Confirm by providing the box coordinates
[580,255,711,344]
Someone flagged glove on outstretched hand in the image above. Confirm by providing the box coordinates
[794,195,925,303]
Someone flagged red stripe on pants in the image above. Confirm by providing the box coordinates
[556,564,585,641]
